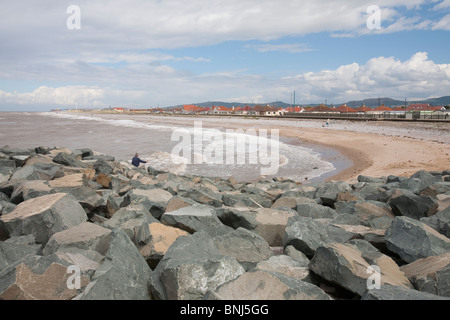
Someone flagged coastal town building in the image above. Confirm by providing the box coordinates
[335,104,358,113]
[406,104,444,112]
[104,101,447,120]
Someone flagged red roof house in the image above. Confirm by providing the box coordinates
[406,104,443,111]
[335,104,358,113]
[182,105,202,113]
[308,105,339,113]
[285,106,304,113]
[356,105,372,112]
[373,104,393,112]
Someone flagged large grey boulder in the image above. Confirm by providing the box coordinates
[149,231,245,300]
[296,203,337,219]
[271,196,316,210]
[315,181,352,207]
[126,188,173,219]
[388,189,438,220]
[9,180,55,204]
[206,269,331,300]
[0,159,16,183]
[284,245,311,266]
[139,222,190,268]
[0,235,42,272]
[73,148,94,160]
[0,193,88,244]
[180,187,223,208]
[400,253,450,297]
[357,175,386,183]
[75,228,153,300]
[42,222,112,256]
[0,253,91,300]
[283,216,353,258]
[329,224,385,246]
[93,158,114,175]
[102,204,157,246]
[222,192,271,208]
[47,173,84,189]
[420,182,450,198]
[0,201,16,218]
[10,163,61,181]
[420,206,450,238]
[309,240,413,297]
[0,147,34,157]
[212,227,273,271]
[216,207,259,231]
[399,170,441,194]
[53,152,87,168]
[336,201,394,227]
[362,284,450,300]
[160,204,233,236]
[50,183,104,214]
[0,179,25,199]
[217,207,297,246]
[353,183,390,202]
[165,196,198,213]
[385,216,450,263]
[278,185,317,199]
[253,208,298,247]
[255,255,311,281]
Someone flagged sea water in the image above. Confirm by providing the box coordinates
[0,112,339,182]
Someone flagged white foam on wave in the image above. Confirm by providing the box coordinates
[40,112,172,131]
[146,151,187,175]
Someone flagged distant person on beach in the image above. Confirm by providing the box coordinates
[132,153,147,167]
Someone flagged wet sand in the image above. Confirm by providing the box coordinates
[278,125,450,183]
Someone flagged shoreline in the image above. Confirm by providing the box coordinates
[125,114,450,183]
[7,111,450,184]
[279,126,450,183]
[152,115,449,183]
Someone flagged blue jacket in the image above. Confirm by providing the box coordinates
[132,156,147,167]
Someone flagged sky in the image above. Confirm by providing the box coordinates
[1,0,450,111]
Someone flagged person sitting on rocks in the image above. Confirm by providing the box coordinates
[131,153,147,167]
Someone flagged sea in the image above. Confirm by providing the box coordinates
[0,112,351,182]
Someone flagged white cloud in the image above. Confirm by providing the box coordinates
[0,86,105,107]
[0,0,434,52]
[433,0,450,10]
[2,52,448,108]
[432,14,450,30]
[283,52,450,102]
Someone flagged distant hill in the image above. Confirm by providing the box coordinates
[167,101,292,109]
[164,96,450,109]
[340,96,450,108]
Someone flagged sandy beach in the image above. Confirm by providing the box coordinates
[141,115,450,183]
[280,125,450,182]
